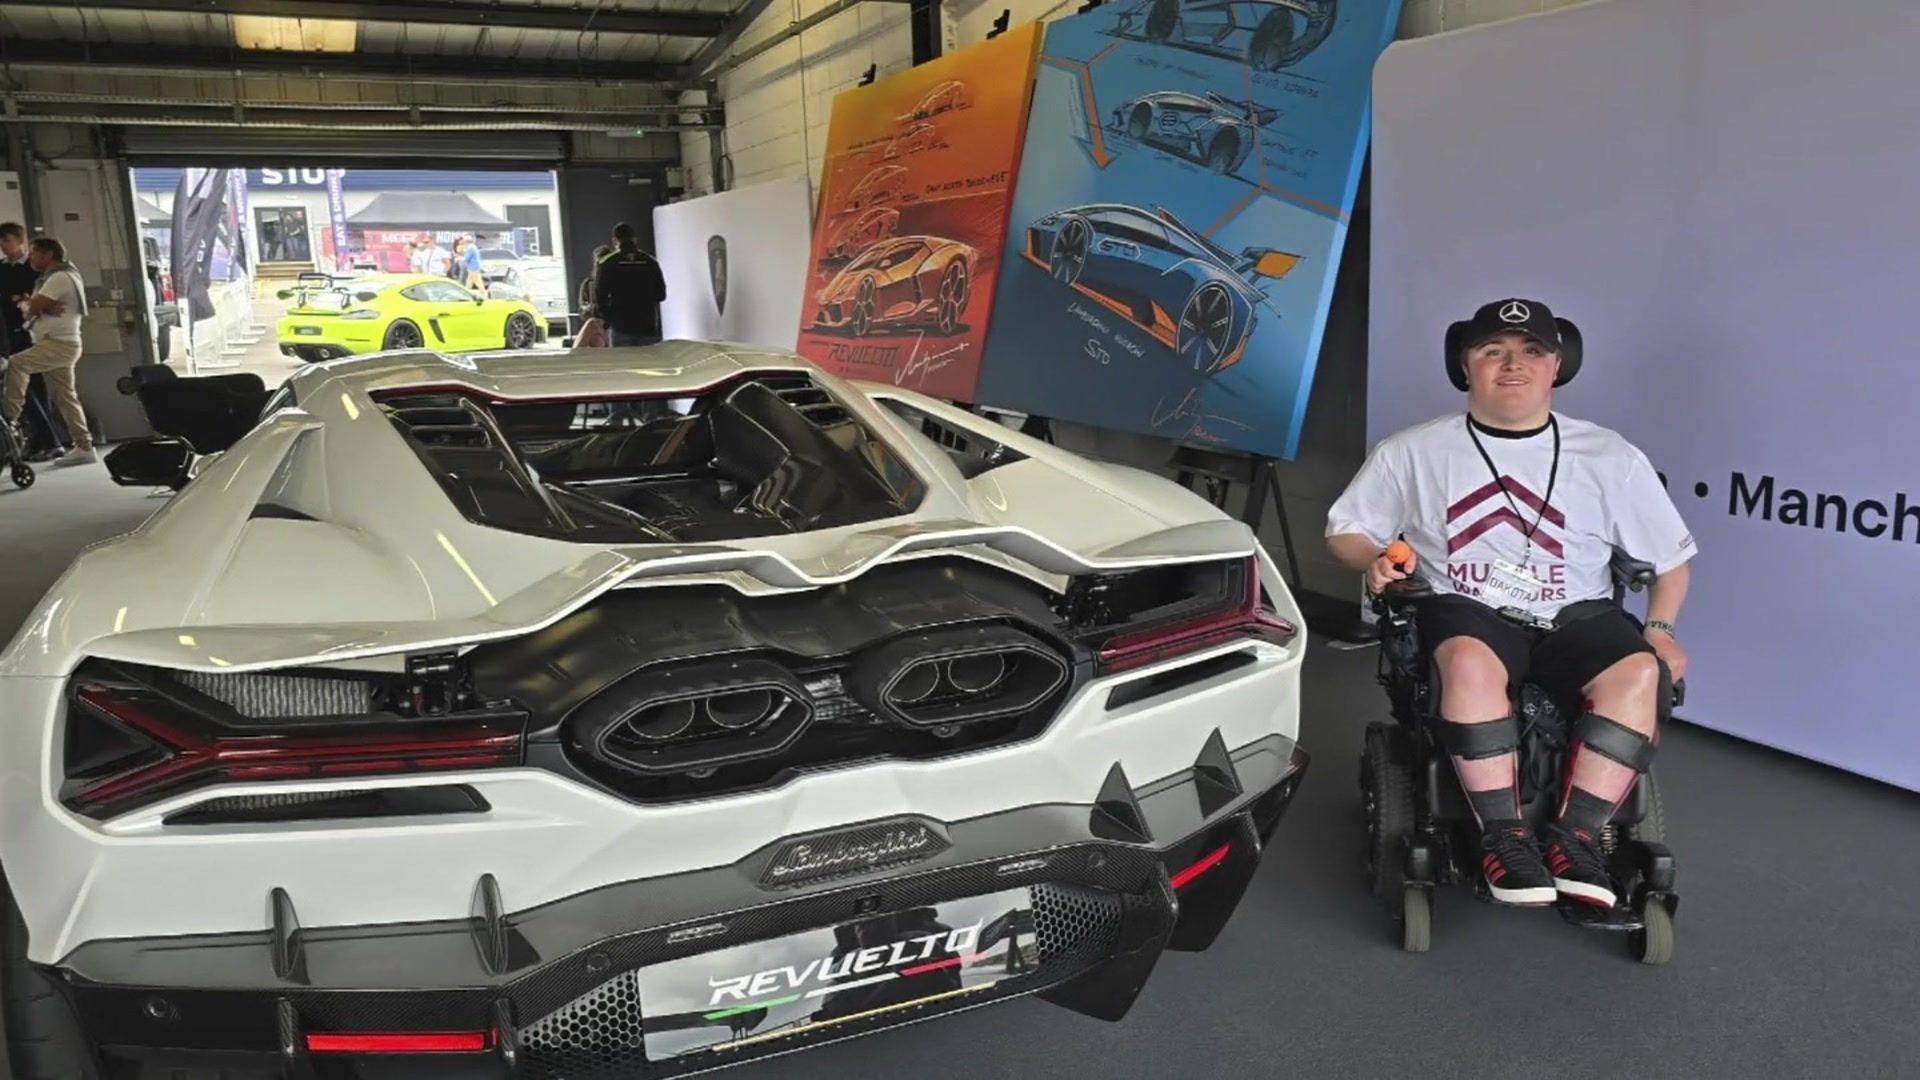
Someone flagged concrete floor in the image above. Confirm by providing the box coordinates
[5,469,1915,1080]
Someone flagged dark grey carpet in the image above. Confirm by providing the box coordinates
[9,469,1916,1078]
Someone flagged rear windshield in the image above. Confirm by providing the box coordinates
[371,373,926,542]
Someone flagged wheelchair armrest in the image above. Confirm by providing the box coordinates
[1371,576,1433,615]
[1609,546,1658,593]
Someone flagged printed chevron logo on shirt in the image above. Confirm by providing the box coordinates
[1447,477,1566,558]
[1447,476,1566,527]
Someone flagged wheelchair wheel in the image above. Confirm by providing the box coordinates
[1632,900,1674,965]
[1401,886,1431,953]
[10,463,32,489]
[1362,722,1415,901]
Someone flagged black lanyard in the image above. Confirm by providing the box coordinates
[1465,414,1560,559]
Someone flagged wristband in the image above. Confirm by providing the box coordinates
[1645,619,1677,637]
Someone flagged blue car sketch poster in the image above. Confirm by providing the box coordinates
[974,0,1401,459]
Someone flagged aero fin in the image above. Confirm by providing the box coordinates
[269,887,307,985]
[1192,728,1244,817]
[1091,762,1153,844]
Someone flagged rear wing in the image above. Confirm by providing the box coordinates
[277,272,368,302]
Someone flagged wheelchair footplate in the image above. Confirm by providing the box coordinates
[1555,899,1644,932]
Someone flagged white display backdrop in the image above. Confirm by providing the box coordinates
[1370,0,1920,790]
[654,178,812,349]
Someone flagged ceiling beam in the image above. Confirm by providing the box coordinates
[0,0,729,38]
[682,0,781,77]
[0,40,679,85]
[8,91,721,124]
[12,109,722,132]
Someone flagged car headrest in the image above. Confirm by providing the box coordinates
[1443,318,1583,391]
[116,363,179,397]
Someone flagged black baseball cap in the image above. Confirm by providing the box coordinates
[1458,297,1564,354]
[1444,297,1584,391]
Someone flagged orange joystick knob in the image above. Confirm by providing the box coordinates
[1385,540,1415,573]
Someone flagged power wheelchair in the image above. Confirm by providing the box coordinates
[1359,548,1681,964]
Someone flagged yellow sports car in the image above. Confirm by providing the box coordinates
[276,273,544,363]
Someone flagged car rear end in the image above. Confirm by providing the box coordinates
[7,361,1310,1077]
[276,283,387,362]
[517,264,573,336]
[17,549,1306,1078]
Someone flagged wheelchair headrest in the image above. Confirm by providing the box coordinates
[1444,301,1584,391]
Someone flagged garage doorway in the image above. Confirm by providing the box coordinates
[126,165,570,381]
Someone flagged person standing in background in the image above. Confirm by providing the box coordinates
[578,244,610,318]
[449,236,484,291]
[0,224,70,458]
[407,233,434,275]
[572,244,613,348]
[0,224,34,358]
[591,223,667,347]
[412,233,451,278]
[460,236,486,292]
[5,237,94,467]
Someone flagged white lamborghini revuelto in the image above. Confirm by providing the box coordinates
[0,343,1308,1079]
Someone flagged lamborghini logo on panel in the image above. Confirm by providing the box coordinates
[708,235,729,317]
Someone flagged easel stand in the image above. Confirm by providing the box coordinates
[1169,444,1377,644]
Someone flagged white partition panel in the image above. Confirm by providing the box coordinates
[1370,0,1920,788]
[654,178,812,350]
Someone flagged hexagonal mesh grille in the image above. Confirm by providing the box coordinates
[1032,882,1124,969]
[518,970,645,1075]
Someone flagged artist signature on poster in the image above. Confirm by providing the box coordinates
[1149,385,1255,443]
[897,338,966,388]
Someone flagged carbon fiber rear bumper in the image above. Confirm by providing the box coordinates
[47,738,1306,1078]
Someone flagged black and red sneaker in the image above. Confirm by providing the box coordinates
[1544,823,1617,908]
[1479,825,1555,906]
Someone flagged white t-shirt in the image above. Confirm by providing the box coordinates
[410,246,449,276]
[1327,413,1696,618]
[28,268,84,344]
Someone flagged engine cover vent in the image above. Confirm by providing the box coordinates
[175,670,376,720]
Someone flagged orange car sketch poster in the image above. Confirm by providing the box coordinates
[794,23,1042,401]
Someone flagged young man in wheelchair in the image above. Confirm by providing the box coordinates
[1326,298,1694,909]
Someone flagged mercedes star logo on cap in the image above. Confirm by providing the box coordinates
[1499,300,1532,323]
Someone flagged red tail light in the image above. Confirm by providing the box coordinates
[306,1031,492,1054]
[1170,842,1234,890]
[63,682,525,819]
[1096,557,1296,673]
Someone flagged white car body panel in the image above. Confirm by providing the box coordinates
[0,341,1305,969]
[1,636,1298,962]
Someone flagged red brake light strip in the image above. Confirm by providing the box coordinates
[1170,842,1234,890]
[69,685,521,812]
[306,1031,492,1054]
[1097,557,1296,673]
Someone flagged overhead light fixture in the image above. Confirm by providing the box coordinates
[604,127,651,138]
[232,15,358,53]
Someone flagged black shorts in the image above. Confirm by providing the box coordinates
[1416,595,1654,701]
